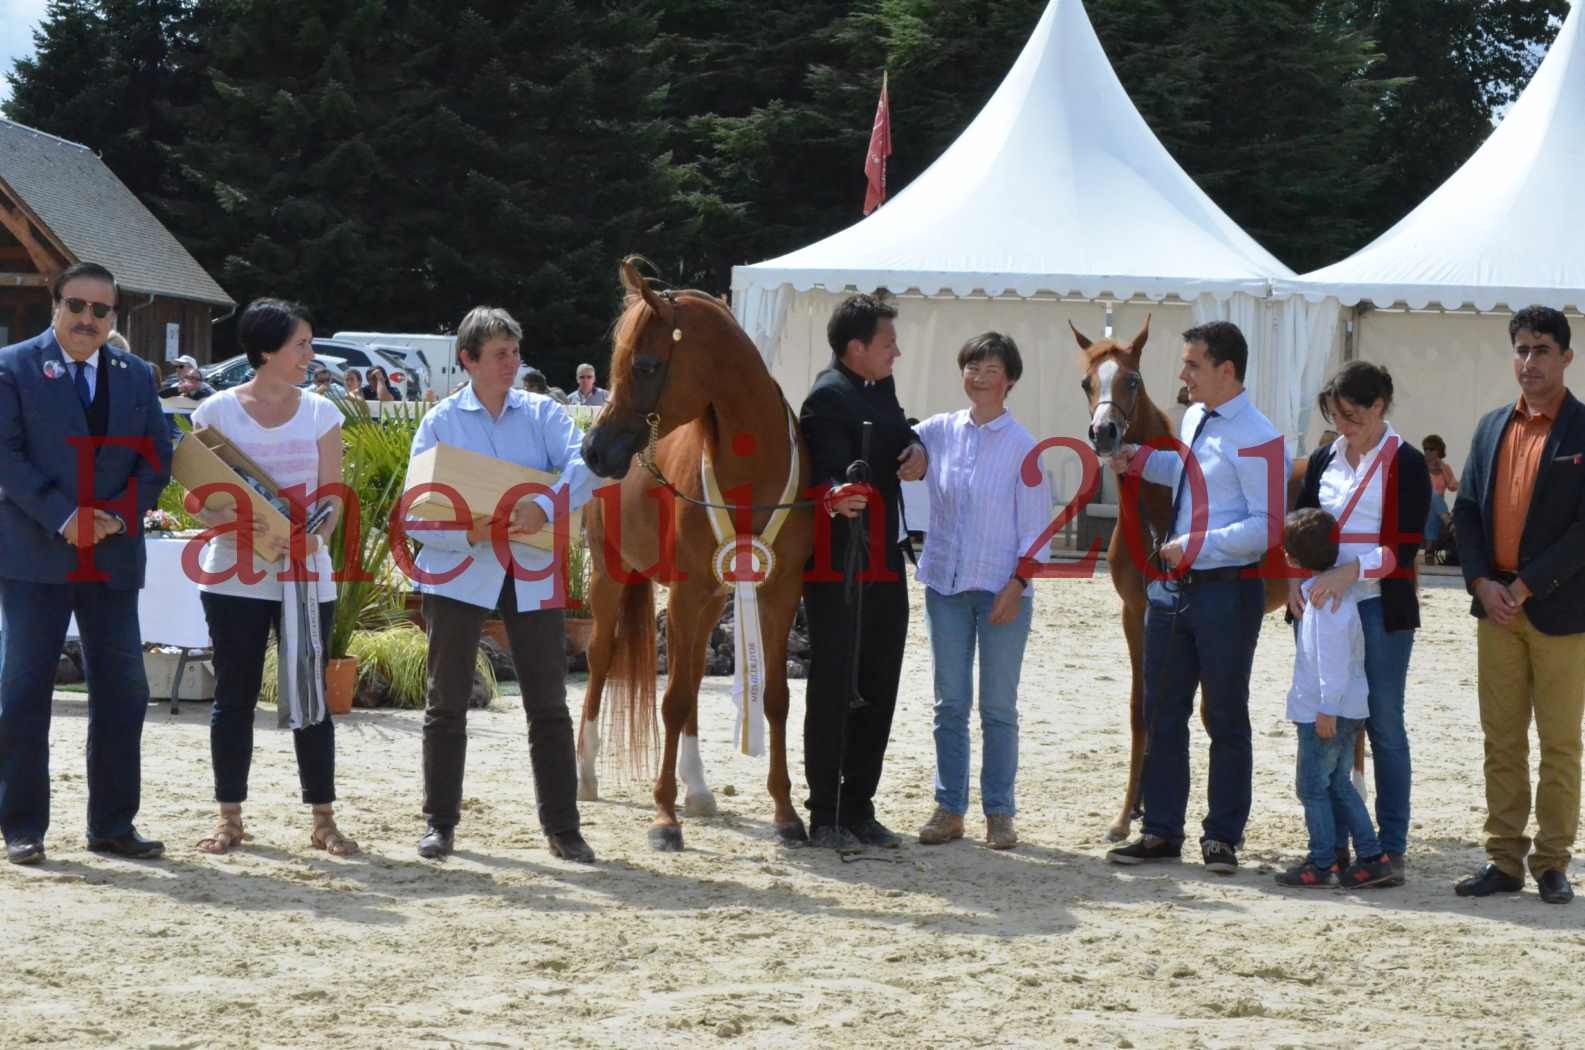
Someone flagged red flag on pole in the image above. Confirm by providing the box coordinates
[863,71,891,215]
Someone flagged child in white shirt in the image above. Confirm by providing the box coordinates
[1277,508,1393,889]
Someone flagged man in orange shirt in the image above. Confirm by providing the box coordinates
[1453,305,1585,905]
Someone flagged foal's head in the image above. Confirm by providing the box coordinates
[1074,315,1153,457]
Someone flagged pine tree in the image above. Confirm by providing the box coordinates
[5,0,206,210]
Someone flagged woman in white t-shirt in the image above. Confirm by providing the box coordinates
[189,299,357,856]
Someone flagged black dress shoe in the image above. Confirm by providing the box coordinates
[86,828,164,859]
[417,823,454,859]
[808,824,864,851]
[6,838,45,866]
[1538,869,1575,905]
[546,829,596,863]
[844,817,902,849]
[1454,863,1523,898]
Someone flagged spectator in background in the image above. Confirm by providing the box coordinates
[547,386,569,404]
[522,367,549,396]
[311,367,334,395]
[342,368,364,399]
[1422,434,1459,552]
[106,331,131,353]
[158,354,216,401]
[567,363,608,407]
[363,365,401,402]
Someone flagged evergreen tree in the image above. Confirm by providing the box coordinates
[5,0,206,210]
[175,0,675,383]
[1342,0,1569,239]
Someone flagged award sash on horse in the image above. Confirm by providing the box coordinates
[699,406,801,756]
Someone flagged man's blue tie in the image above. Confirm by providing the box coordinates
[73,360,91,410]
[1169,408,1219,529]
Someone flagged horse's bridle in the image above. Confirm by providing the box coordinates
[618,286,817,515]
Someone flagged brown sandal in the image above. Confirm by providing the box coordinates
[197,808,247,855]
[310,809,359,857]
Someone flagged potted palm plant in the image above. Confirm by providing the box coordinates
[323,401,426,712]
[563,534,594,653]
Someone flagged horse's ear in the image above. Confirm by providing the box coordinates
[619,256,673,322]
[1129,313,1152,357]
[1068,320,1093,351]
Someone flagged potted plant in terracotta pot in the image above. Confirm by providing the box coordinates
[324,403,425,713]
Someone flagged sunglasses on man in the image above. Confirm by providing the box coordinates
[61,297,115,320]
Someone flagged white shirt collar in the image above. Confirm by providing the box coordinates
[1327,421,1399,467]
[45,330,100,370]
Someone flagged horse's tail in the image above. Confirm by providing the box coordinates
[606,576,657,778]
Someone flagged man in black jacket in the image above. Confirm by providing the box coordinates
[798,294,926,849]
[1453,305,1585,905]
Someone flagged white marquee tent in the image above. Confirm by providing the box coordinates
[1276,0,1585,467]
[731,0,1343,503]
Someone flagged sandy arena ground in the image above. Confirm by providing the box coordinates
[4,571,1584,1049]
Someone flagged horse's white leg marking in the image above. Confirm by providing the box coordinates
[679,733,718,817]
[576,719,601,802]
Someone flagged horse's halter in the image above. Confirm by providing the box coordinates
[624,288,684,481]
[618,287,817,515]
[1086,357,1144,446]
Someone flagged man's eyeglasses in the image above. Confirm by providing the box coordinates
[62,298,115,320]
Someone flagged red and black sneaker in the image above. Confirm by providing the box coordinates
[1275,861,1339,888]
[1341,853,1396,889]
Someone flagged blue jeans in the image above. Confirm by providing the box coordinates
[1424,492,1450,547]
[0,579,151,843]
[1140,576,1265,845]
[925,587,1033,816]
[1297,719,1381,867]
[1332,597,1415,855]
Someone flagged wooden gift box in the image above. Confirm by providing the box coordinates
[170,426,294,563]
[403,442,582,553]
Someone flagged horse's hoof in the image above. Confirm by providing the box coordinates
[775,818,809,845]
[648,825,684,852]
[683,791,718,818]
[1105,822,1131,843]
[576,776,599,803]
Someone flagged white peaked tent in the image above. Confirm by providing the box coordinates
[1277,1,1585,467]
[731,0,1342,479]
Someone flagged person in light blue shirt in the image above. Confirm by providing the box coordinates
[1104,321,1286,875]
[403,306,597,864]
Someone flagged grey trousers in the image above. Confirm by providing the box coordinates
[421,579,579,835]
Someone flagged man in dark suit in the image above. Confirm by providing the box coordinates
[798,293,927,850]
[0,262,173,865]
[1453,305,1585,905]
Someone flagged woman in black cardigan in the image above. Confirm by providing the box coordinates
[1293,361,1432,887]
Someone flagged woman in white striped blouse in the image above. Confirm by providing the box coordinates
[912,333,1050,850]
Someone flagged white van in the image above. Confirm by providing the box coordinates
[333,332,458,396]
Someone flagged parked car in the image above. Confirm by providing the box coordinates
[166,353,351,396]
[332,331,453,397]
[312,338,422,400]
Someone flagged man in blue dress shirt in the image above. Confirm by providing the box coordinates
[1104,321,1286,874]
[401,307,597,863]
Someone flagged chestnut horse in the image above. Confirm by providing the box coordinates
[576,259,813,851]
[1075,317,1300,843]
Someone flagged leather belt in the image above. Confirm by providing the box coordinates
[1176,563,1259,587]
